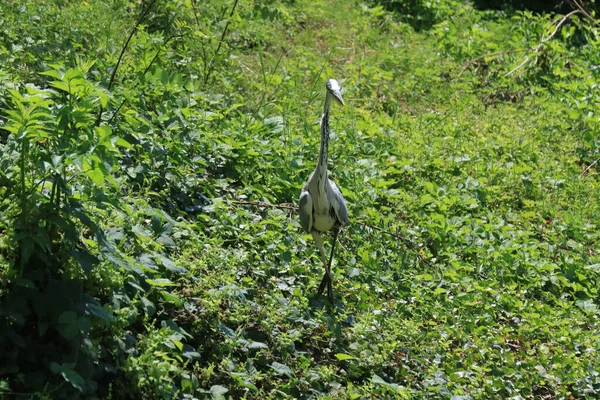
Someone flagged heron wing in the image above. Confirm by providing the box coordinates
[328,179,348,226]
[298,189,313,233]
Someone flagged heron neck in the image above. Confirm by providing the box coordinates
[316,95,332,182]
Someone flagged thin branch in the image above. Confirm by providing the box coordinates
[227,199,433,266]
[108,0,158,91]
[456,48,534,80]
[191,0,200,27]
[204,0,240,84]
[96,0,158,126]
[108,34,185,124]
[230,200,296,210]
[580,156,600,178]
[505,10,581,77]
[568,0,597,24]
[250,47,288,122]
[354,220,413,247]
[504,56,534,78]
[353,219,433,267]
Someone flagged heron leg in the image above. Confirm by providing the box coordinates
[312,231,331,298]
[317,229,339,303]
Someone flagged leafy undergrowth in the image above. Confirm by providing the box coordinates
[1,0,600,398]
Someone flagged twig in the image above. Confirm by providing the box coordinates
[204,0,239,84]
[228,199,433,266]
[580,156,600,178]
[229,199,296,210]
[96,0,158,126]
[505,10,581,77]
[568,0,598,24]
[354,220,413,248]
[250,45,288,122]
[459,5,594,81]
[353,219,433,266]
[336,232,349,252]
[108,0,158,91]
[191,0,200,27]
[108,34,184,124]
[456,48,534,80]
[504,56,534,78]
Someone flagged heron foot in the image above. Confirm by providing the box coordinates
[317,271,329,296]
[317,271,334,303]
[314,228,340,304]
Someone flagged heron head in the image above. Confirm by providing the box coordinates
[326,79,344,106]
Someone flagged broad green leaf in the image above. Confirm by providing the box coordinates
[416,273,433,281]
[59,311,77,324]
[72,249,99,273]
[585,264,600,273]
[433,287,447,295]
[248,341,268,350]
[160,290,183,306]
[49,80,69,92]
[159,255,188,274]
[218,324,235,338]
[270,361,293,377]
[85,303,114,322]
[210,385,228,398]
[146,278,177,287]
[182,344,201,360]
[61,369,84,392]
[141,296,156,316]
[115,137,133,149]
[139,253,158,270]
[40,69,62,79]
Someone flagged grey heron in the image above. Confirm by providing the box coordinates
[298,79,348,303]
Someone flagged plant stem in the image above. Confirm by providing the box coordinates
[109,34,184,124]
[96,0,158,126]
[505,10,581,77]
[204,0,239,84]
[19,134,29,275]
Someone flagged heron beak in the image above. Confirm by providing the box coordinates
[332,89,344,106]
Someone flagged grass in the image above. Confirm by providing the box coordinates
[1,0,600,398]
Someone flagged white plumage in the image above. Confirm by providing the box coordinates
[298,79,348,302]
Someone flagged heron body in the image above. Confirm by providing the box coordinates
[298,79,348,302]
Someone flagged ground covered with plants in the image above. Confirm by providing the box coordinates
[1,0,600,398]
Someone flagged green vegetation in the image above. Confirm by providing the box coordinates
[1,0,599,398]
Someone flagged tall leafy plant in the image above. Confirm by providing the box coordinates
[0,66,131,396]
